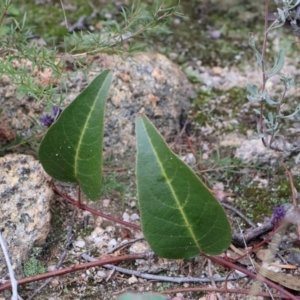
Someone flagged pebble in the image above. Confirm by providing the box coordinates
[128,275,138,284]
[129,242,148,254]
[94,237,103,245]
[130,201,136,208]
[95,216,103,227]
[108,239,117,248]
[211,66,223,75]
[122,212,130,222]
[130,213,140,221]
[105,226,115,233]
[94,227,104,235]
[210,30,221,39]
[102,199,110,207]
[74,240,86,248]
[180,153,196,165]
[235,139,283,164]
[47,265,56,272]
[50,278,60,288]
[97,270,106,278]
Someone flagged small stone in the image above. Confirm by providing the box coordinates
[169,52,178,60]
[108,239,117,248]
[95,216,103,227]
[181,153,196,165]
[202,153,209,160]
[97,270,106,278]
[122,212,130,222]
[94,227,104,235]
[129,242,148,254]
[74,240,86,248]
[83,211,92,218]
[94,237,104,245]
[105,226,115,233]
[104,13,112,19]
[138,286,144,292]
[210,30,221,39]
[130,201,136,208]
[50,278,60,288]
[211,66,223,75]
[102,199,110,207]
[128,275,138,284]
[130,213,140,221]
[47,265,56,272]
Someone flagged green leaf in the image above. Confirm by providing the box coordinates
[267,49,284,79]
[135,115,231,258]
[117,293,167,300]
[39,70,112,201]
[248,34,262,67]
[246,83,261,102]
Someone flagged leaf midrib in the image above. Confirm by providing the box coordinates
[141,119,202,252]
[74,83,104,177]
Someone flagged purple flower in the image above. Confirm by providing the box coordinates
[40,106,62,127]
[40,115,54,127]
[271,206,286,225]
[52,106,62,117]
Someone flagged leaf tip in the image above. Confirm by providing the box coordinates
[136,107,145,118]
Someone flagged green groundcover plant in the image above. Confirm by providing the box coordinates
[38,70,232,258]
[38,70,231,298]
[8,0,300,298]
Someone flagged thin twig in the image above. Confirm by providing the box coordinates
[221,202,256,228]
[0,231,18,300]
[208,255,299,300]
[27,209,77,300]
[207,259,223,300]
[81,253,247,284]
[281,161,300,236]
[0,252,154,292]
[232,217,275,246]
[236,222,275,300]
[106,238,145,254]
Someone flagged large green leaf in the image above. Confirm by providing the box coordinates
[39,70,112,201]
[136,115,231,258]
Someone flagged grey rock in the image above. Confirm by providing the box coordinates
[0,154,52,279]
[0,52,195,157]
[235,139,282,164]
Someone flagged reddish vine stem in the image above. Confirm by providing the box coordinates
[52,184,141,231]
[161,287,299,299]
[0,253,151,292]
[207,255,299,300]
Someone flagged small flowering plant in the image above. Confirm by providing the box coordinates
[271,205,286,225]
[40,106,62,127]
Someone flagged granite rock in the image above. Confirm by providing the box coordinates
[235,139,284,164]
[0,52,195,157]
[0,154,52,279]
